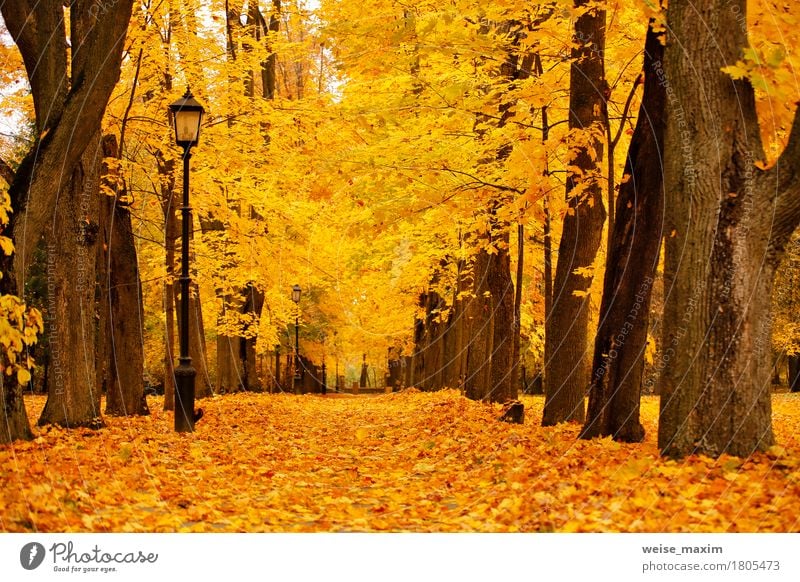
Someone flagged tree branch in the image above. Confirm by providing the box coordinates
[442,166,524,194]
[610,73,642,150]
[765,104,800,249]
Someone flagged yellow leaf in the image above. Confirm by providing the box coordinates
[17,368,31,384]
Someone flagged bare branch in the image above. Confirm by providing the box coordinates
[610,73,642,150]
[442,166,524,194]
[764,104,800,249]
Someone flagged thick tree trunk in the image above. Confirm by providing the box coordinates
[489,231,516,403]
[464,233,516,403]
[543,1,607,426]
[262,0,281,99]
[38,132,104,428]
[657,0,800,457]
[464,250,493,400]
[442,264,466,390]
[216,293,244,393]
[242,284,265,391]
[581,24,665,442]
[0,375,32,444]
[421,290,445,391]
[217,339,243,392]
[98,136,147,417]
[461,216,516,403]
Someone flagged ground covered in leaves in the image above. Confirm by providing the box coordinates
[1,390,799,532]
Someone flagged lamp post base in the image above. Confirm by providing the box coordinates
[175,363,197,432]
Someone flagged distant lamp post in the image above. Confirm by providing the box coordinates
[333,330,339,392]
[292,285,302,385]
[169,88,205,433]
[321,332,327,395]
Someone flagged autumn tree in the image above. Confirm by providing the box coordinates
[97,133,148,417]
[1,1,135,431]
[580,22,665,442]
[543,0,608,426]
[657,0,800,457]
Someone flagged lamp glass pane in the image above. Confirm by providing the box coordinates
[175,110,201,142]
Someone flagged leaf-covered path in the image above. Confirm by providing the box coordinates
[2,391,799,532]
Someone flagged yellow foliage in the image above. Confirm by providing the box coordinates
[0,190,43,382]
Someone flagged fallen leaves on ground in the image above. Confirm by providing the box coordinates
[1,391,799,532]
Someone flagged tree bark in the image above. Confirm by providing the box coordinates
[463,250,493,400]
[38,132,104,428]
[442,260,467,389]
[216,294,244,393]
[242,283,265,391]
[581,23,665,442]
[421,289,445,391]
[543,0,608,426]
[99,136,147,417]
[488,231,517,403]
[657,0,800,457]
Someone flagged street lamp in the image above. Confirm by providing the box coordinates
[169,88,205,433]
[333,330,339,392]
[292,284,302,387]
[321,332,327,395]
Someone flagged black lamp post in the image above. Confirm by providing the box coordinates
[292,284,302,386]
[334,330,339,391]
[321,332,327,395]
[169,88,205,433]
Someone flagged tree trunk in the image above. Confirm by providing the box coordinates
[657,0,800,457]
[175,280,213,398]
[543,0,608,426]
[581,23,665,442]
[463,234,517,403]
[243,283,265,391]
[410,297,425,387]
[99,135,147,417]
[262,0,281,99]
[274,346,281,392]
[464,249,494,400]
[512,223,524,392]
[442,262,466,390]
[489,231,516,403]
[217,339,242,392]
[160,158,178,411]
[38,132,104,428]
[216,293,244,393]
[421,289,445,391]
[789,355,800,393]
[360,356,368,388]
[0,375,33,444]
